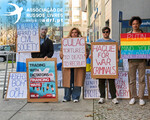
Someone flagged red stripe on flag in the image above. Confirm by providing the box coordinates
[120,33,150,38]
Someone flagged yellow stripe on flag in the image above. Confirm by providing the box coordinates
[121,41,150,46]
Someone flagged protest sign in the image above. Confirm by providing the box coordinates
[6,72,27,99]
[91,42,118,79]
[26,58,58,102]
[147,74,150,99]
[123,59,129,71]
[16,22,40,53]
[108,71,130,99]
[83,72,100,99]
[136,70,149,99]
[62,37,86,68]
[121,33,150,59]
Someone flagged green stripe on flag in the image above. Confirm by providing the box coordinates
[121,45,150,50]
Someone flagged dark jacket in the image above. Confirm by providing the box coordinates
[32,37,54,58]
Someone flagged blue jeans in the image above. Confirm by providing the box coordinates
[64,68,81,101]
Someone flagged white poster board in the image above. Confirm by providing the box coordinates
[136,69,150,97]
[91,42,118,79]
[16,22,40,53]
[123,59,129,71]
[84,72,100,99]
[6,72,27,99]
[62,37,86,68]
[108,71,130,99]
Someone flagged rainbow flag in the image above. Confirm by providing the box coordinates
[121,33,150,59]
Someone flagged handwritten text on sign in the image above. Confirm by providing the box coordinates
[6,73,27,99]
[92,43,117,76]
[136,70,149,96]
[108,71,130,99]
[121,33,150,59]
[84,72,100,99]
[62,37,86,68]
[116,72,129,98]
[17,22,40,52]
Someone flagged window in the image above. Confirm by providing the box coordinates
[74,16,80,19]
[73,7,81,10]
[65,16,69,19]
[105,20,109,27]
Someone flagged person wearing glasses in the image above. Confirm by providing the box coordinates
[91,27,119,104]
[128,16,146,106]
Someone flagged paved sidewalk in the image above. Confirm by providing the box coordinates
[1,90,150,120]
[94,99,150,120]
[0,89,93,120]
[0,63,150,120]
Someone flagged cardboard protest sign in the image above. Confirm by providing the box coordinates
[121,33,150,59]
[16,22,40,53]
[62,37,86,68]
[91,42,118,79]
[147,74,150,99]
[83,72,100,99]
[108,71,130,99]
[26,58,58,102]
[136,70,149,99]
[6,72,27,99]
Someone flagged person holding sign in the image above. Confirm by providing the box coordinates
[31,26,54,59]
[128,16,146,106]
[60,28,89,103]
[90,27,119,104]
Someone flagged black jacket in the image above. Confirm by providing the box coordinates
[31,37,54,58]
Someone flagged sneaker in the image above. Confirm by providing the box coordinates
[139,99,145,106]
[62,99,67,102]
[98,98,104,104]
[112,98,119,104]
[73,99,79,103]
[129,98,136,105]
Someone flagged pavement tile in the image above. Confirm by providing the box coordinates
[11,111,93,120]
[22,99,93,112]
[94,99,150,120]
[0,111,18,120]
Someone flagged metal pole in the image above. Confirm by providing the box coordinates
[11,52,15,72]
[119,22,120,45]
[3,54,8,98]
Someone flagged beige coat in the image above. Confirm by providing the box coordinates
[60,45,89,88]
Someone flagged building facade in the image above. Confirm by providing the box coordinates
[83,0,150,42]
[63,0,87,38]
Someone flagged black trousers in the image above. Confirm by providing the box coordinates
[99,79,116,99]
